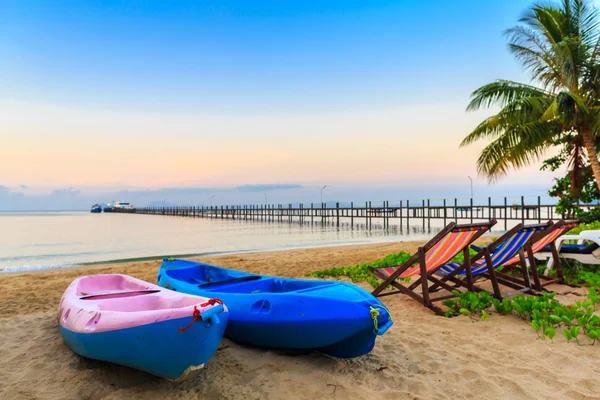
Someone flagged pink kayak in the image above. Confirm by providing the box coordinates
[58,274,228,380]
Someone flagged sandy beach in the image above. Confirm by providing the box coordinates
[1,239,600,400]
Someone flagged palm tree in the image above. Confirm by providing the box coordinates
[462,0,600,195]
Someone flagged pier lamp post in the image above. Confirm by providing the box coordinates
[468,176,473,199]
[264,193,268,205]
[210,194,215,207]
[321,185,328,205]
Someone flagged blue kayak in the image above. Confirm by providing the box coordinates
[157,258,393,358]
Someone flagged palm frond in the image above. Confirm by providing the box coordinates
[466,80,551,111]
[462,95,554,147]
[464,0,600,186]
[475,121,557,182]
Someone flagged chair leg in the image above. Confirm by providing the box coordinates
[518,248,532,289]
[418,248,431,307]
[463,247,473,292]
[549,242,565,284]
[526,243,543,291]
[484,248,502,299]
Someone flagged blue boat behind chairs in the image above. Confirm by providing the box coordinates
[157,258,393,358]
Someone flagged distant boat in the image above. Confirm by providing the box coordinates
[113,201,134,210]
[90,204,102,213]
[103,201,134,213]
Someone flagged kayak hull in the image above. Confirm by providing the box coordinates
[157,259,392,358]
[60,315,227,380]
[58,274,228,380]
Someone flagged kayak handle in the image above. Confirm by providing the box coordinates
[200,303,225,326]
[375,319,393,336]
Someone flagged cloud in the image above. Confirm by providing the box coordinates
[20,184,28,189]
[0,184,304,210]
[235,184,303,192]
[0,182,557,211]
[51,188,81,198]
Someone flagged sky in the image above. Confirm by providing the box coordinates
[0,0,569,209]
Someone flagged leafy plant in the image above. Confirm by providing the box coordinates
[444,289,600,344]
[568,221,600,235]
[306,251,413,288]
[442,290,494,320]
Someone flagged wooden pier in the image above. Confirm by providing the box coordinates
[109,196,597,231]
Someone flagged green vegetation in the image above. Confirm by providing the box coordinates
[543,150,600,216]
[306,251,413,288]
[442,291,495,320]
[442,289,600,344]
[567,220,600,234]
[462,0,600,197]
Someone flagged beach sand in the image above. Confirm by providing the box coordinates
[1,240,599,400]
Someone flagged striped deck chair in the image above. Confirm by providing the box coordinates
[369,220,496,315]
[501,219,583,291]
[434,222,551,299]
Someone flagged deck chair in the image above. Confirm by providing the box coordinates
[435,222,552,299]
[369,220,496,315]
[500,219,583,291]
[437,219,582,297]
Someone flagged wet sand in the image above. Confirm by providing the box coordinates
[1,239,599,400]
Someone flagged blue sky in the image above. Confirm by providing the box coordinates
[2,0,529,114]
[0,0,564,210]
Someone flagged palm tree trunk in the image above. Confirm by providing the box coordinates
[581,130,600,192]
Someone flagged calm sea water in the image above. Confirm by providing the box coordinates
[0,211,451,272]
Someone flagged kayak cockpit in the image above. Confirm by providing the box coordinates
[93,295,206,312]
[164,262,251,285]
[199,277,336,294]
[76,274,150,296]
[79,290,161,300]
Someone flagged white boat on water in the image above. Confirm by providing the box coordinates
[113,201,134,209]
[104,201,134,212]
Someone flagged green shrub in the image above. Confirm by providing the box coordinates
[306,251,413,288]
[568,220,600,235]
[442,290,494,319]
[444,289,600,344]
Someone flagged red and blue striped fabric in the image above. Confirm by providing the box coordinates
[373,227,482,279]
[437,225,548,276]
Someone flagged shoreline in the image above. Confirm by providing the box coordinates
[0,234,454,275]
[0,239,418,277]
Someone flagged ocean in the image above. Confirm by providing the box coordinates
[0,211,450,272]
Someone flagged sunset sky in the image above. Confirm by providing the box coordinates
[0,0,563,207]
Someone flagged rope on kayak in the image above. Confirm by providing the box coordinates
[201,298,223,307]
[177,299,223,332]
[178,306,201,332]
[369,304,391,334]
[370,306,380,332]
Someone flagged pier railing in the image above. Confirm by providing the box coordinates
[107,196,598,231]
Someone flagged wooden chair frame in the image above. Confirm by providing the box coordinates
[369,219,496,315]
